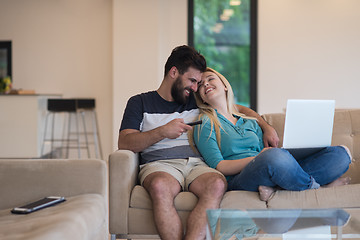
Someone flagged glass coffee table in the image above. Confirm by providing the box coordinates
[206,208,360,240]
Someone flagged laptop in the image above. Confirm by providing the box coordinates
[282,99,335,159]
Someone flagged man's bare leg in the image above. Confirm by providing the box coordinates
[143,172,183,240]
[185,173,227,240]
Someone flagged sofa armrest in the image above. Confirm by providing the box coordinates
[0,158,107,210]
[109,150,139,234]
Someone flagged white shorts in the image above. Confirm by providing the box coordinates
[139,157,223,191]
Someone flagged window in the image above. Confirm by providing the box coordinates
[0,41,12,81]
[188,0,257,110]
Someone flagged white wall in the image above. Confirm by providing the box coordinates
[258,0,360,114]
[0,0,113,157]
[112,0,188,149]
[113,0,360,147]
[1,0,359,154]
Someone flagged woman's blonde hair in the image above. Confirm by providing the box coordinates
[189,67,255,150]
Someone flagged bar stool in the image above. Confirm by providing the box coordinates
[76,98,103,159]
[41,98,103,159]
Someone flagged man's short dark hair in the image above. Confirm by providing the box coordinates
[164,45,206,77]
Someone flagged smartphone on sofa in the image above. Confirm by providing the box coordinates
[11,196,66,214]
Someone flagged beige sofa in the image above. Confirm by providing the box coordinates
[0,158,108,240]
[109,109,360,240]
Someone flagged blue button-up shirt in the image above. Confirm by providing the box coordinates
[194,111,264,180]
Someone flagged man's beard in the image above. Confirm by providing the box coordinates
[171,76,192,104]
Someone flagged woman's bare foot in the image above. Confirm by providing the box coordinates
[258,185,276,201]
[323,176,351,188]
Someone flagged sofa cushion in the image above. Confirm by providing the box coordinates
[0,194,107,240]
[220,191,267,209]
[332,109,360,164]
[262,110,360,158]
[130,185,198,211]
[262,113,286,147]
[267,184,360,209]
[0,158,106,210]
[344,160,360,184]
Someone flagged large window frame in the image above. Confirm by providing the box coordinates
[188,0,257,110]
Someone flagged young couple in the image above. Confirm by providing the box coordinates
[192,67,351,201]
[119,45,351,240]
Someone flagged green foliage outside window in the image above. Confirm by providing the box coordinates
[193,0,252,106]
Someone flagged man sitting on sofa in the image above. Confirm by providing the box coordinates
[118,45,279,240]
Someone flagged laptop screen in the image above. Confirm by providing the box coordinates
[282,99,335,149]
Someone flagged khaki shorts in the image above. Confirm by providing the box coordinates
[139,157,223,191]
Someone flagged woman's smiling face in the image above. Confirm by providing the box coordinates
[198,71,227,104]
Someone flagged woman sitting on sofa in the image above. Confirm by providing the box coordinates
[192,67,352,201]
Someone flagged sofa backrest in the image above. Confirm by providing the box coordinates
[262,109,360,183]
